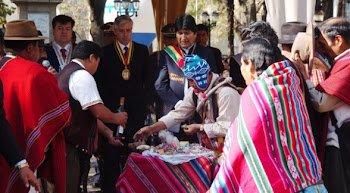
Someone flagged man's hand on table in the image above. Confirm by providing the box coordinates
[183,124,201,135]
[133,126,152,141]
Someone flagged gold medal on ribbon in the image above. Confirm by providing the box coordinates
[122,68,130,80]
[114,42,134,81]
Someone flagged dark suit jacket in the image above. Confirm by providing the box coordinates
[46,44,75,72]
[94,41,152,142]
[155,44,217,114]
[0,79,24,166]
[208,46,224,74]
[46,46,60,72]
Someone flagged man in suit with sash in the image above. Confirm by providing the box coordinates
[154,14,217,141]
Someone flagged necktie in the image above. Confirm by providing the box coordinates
[123,47,128,59]
[60,48,66,60]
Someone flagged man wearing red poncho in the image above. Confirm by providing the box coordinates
[0,20,71,193]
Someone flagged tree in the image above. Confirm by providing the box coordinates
[57,0,92,42]
[316,0,350,20]
[88,0,106,46]
[0,0,15,27]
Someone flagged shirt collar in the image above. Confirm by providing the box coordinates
[72,59,85,69]
[335,48,350,62]
[53,41,72,50]
[118,41,130,52]
[181,43,195,55]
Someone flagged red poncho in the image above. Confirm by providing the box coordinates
[317,50,350,105]
[0,57,71,193]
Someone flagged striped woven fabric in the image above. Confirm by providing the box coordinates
[317,50,350,106]
[116,153,217,193]
[209,60,322,193]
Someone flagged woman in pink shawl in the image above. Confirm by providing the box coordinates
[209,38,326,193]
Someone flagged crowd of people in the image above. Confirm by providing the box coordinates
[0,11,349,193]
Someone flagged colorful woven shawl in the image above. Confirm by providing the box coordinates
[209,60,322,193]
[317,50,350,105]
[116,153,217,193]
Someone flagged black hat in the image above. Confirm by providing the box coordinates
[279,22,307,45]
[161,23,176,38]
[100,22,114,34]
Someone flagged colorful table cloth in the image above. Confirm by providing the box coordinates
[116,153,217,193]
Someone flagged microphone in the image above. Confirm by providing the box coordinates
[42,60,51,69]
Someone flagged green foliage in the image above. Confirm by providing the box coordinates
[0,0,15,26]
[186,0,228,45]
[57,0,91,41]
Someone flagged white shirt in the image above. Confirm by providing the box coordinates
[69,59,103,110]
[118,42,130,54]
[53,41,73,70]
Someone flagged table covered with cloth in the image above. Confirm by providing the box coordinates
[115,153,218,193]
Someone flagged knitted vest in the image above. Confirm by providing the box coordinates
[57,62,97,154]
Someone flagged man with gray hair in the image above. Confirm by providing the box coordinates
[94,15,152,193]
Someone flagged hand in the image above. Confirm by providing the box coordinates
[107,134,124,147]
[133,126,152,142]
[290,53,309,79]
[115,112,128,128]
[19,166,41,192]
[183,124,201,135]
[47,66,57,75]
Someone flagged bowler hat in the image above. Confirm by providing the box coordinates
[279,22,307,45]
[4,20,46,41]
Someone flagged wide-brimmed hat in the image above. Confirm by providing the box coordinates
[291,23,315,74]
[4,20,47,41]
[279,22,307,45]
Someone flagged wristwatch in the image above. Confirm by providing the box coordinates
[17,161,30,169]
[200,124,204,132]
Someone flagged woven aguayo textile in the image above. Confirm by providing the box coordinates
[209,60,322,193]
[116,153,217,193]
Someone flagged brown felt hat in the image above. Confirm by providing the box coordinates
[291,23,315,74]
[4,20,47,41]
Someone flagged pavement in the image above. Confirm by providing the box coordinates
[84,156,101,193]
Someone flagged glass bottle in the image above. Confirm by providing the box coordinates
[114,97,125,139]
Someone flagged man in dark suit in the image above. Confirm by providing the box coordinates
[94,15,152,193]
[46,15,75,72]
[154,14,217,141]
[0,79,41,192]
[196,24,224,74]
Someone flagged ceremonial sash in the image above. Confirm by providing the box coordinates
[164,45,185,67]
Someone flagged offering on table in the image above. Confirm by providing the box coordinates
[151,142,211,155]
[136,144,150,151]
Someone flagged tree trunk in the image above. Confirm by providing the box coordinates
[226,0,234,55]
[337,0,345,17]
[88,0,106,46]
[322,0,333,20]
